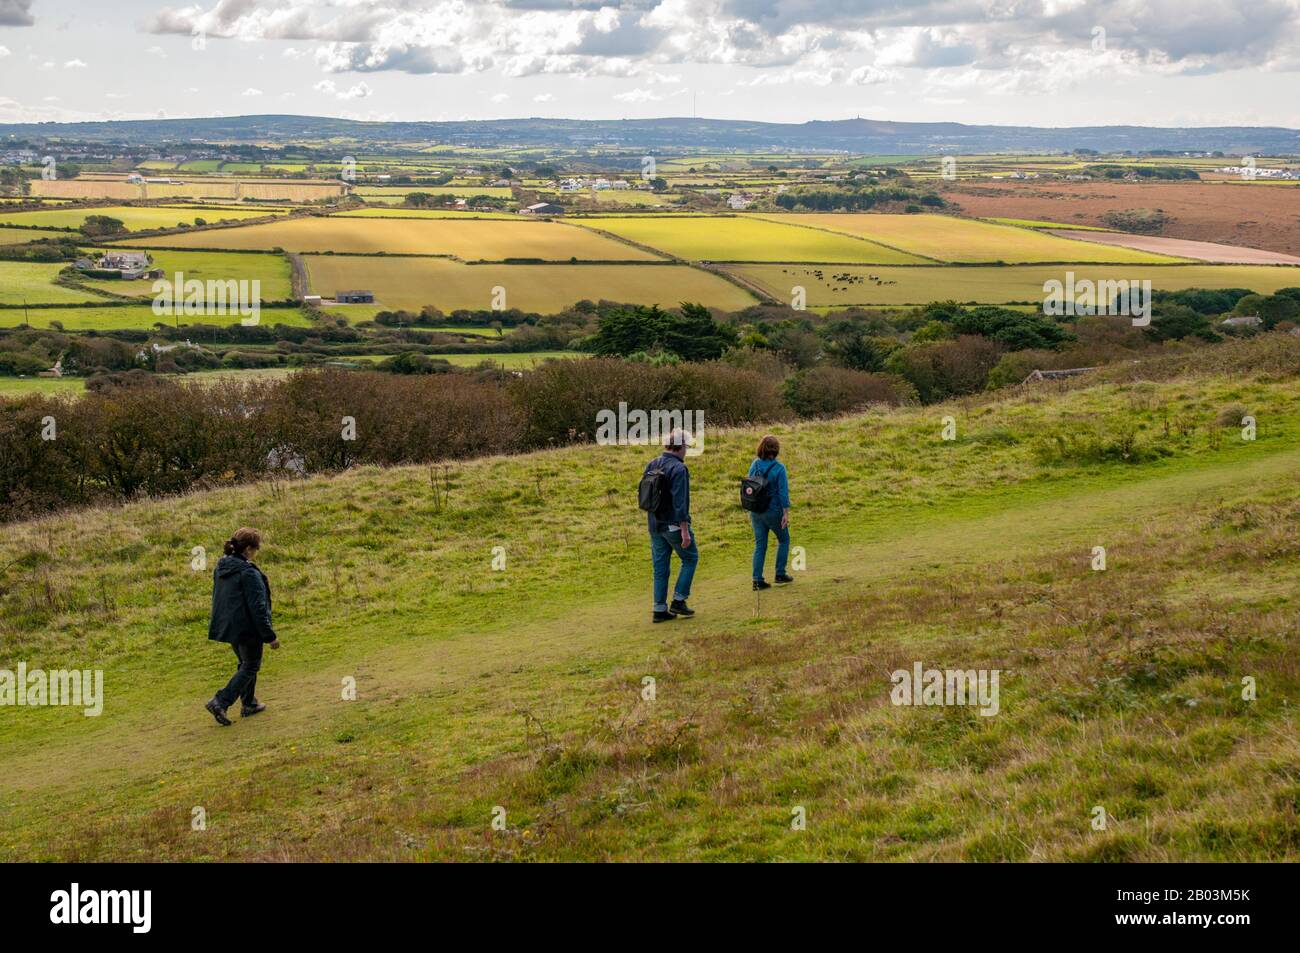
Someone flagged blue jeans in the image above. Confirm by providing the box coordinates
[750,509,790,581]
[650,526,698,611]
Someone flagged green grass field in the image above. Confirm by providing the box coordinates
[571,215,925,263]
[78,249,295,302]
[0,304,314,331]
[124,217,662,261]
[725,262,1300,306]
[0,226,70,245]
[0,376,86,397]
[303,256,758,312]
[757,214,1183,264]
[427,351,582,368]
[2,341,1299,860]
[0,205,281,232]
[0,261,109,306]
[0,352,582,396]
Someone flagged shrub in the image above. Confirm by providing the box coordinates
[1215,403,1249,427]
[1031,421,1168,466]
[79,215,127,237]
[783,366,915,417]
[885,335,1004,402]
[509,357,786,447]
[1099,208,1170,234]
[0,370,526,521]
[375,352,456,375]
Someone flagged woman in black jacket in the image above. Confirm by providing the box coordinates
[205,528,281,726]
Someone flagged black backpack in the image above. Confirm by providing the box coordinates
[739,460,777,512]
[638,463,668,513]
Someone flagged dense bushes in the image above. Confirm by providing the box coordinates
[510,357,787,447]
[783,366,914,417]
[1,361,793,521]
[1098,208,1170,233]
[884,335,1004,402]
[0,370,526,522]
[0,236,84,262]
[586,303,738,362]
[771,184,942,212]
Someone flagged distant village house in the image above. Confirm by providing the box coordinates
[74,250,162,280]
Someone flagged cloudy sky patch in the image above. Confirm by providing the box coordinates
[0,0,1294,125]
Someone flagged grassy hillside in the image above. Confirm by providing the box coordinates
[2,338,1299,861]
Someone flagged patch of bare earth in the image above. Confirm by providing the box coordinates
[940,180,1300,256]
[1045,229,1300,265]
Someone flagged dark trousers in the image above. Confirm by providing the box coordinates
[216,640,263,709]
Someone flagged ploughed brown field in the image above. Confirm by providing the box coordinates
[1045,229,1300,265]
[939,179,1300,256]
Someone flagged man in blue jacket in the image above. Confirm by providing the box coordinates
[644,428,698,623]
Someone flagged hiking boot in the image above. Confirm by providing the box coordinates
[205,698,232,727]
[753,579,772,591]
[670,600,694,617]
[241,702,267,717]
[653,610,678,623]
[775,573,795,584]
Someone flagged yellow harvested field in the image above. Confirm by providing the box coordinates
[240,182,345,202]
[29,180,143,200]
[0,227,68,245]
[124,216,662,260]
[303,256,757,312]
[0,205,279,231]
[334,208,518,220]
[725,262,1300,307]
[29,179,344,202]
[754,213,1185,264]
[569,214,922,263]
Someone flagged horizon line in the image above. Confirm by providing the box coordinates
[1,114,1299,134]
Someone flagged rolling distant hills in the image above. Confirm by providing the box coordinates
[3,114,1298,153]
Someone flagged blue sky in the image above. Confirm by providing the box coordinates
[1,0,1298,127]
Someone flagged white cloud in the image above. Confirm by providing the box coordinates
[138,0,1300,84]
[0,46,10,59]
[314,79,373,100]
[490,92,509,103]
[146,46,166,57]
[847,65,899,86]
[242,87,263,97]
[533,93,554,102]
[614,87,662,103]
[63,58,87,69]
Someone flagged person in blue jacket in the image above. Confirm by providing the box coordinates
[643,428,698,623]
[748,435,793,590]
[204,527,281,726]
